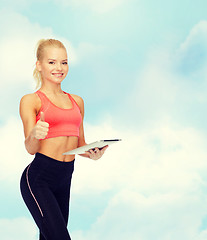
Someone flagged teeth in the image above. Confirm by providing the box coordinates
[52,73,63,76]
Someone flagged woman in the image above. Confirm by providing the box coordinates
[19,39,108,240]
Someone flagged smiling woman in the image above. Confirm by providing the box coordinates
[19,39,108,240]
[33,39,68,89]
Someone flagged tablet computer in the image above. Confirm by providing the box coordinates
[63,139,121,155]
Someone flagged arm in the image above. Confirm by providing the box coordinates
[72,95,108,160]
[19,94,49,155]
[72,94,87,149]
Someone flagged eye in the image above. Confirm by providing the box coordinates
[49,61,55,64]
[62,62,68,65]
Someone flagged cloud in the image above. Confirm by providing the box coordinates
[1,13,207,239]
[69,118,207,239]
[72,190,207,240]
[1,0,31,10]
[0,9,79,90]
[0,9,79,122]
[0,117,31,183]
[118,20,207,131]
[53,0,130,13]
[0,9,53,89]
[72,118,207,195]
[73,42,107,64]
[2,110,207,239]
[68,21,207,238]
[197,231,207,240]
[0,217,37,240]
[175,20,207,75]
[1,110,207,239]
[0,10,110,122]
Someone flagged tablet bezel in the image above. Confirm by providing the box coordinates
[62,139,121,155]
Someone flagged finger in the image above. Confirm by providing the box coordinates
[36,132,47,140]
[37,122,49,133]
[87,150,96,158]
[84,151,91,158]
[40,127,49,134]
[94,147,99,153]
[89,149,95,154]
[39,122,49,128]
[40,111,45,122]
[36,129,48,137]
[101,145,108,152]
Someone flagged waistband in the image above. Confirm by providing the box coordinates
[30,152,75,181]
[35,152,75,166]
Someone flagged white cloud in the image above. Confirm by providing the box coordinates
[0,8,109,94]
[0,9,78,89]
[197,230,207,240]
[69,118,207,239]
[1,0,31,9]
[130,49,179,123]
[0,117,32,183]
[174,20,207,78]
[178,20,207,55]
[2,0,130,13]
[72,190,207,240]
[0,217,37,240]
[1,114,207,239]
[0,9,53,88]
[54,0,130,13]
[121,20,207,130]
[71,188,207,240]
[1,112,207,240]
[2,15,207,239]
[74,42,107,64]
[72,118,207,195]
[68,21,207,237]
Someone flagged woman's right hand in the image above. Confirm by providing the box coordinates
[32,112,49,140]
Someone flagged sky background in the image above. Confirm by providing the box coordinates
[1,0,207,239]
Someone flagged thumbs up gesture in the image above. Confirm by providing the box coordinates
[40,111,45,122]
[33,112,49,140]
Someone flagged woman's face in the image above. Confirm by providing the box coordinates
[37,46,69,85]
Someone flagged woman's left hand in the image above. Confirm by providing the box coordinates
[85,145,108,160]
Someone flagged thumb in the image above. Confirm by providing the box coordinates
[40,111,45,122]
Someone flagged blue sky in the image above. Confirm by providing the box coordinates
[1,0,207,239]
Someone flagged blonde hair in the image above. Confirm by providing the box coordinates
[33,39,66,89]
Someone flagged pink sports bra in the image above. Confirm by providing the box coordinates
[36,90,82,139]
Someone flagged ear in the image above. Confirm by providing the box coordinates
[36,60,42,72]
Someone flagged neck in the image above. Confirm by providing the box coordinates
[40,82,63,95]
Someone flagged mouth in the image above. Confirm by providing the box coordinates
[52,73,64,77]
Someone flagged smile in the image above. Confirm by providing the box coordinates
[52,73,64,77]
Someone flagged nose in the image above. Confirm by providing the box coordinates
[56,63,62,71]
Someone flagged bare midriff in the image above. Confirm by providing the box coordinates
[38,136,79,162]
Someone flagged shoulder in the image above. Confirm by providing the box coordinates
[20,92,41,113]
[70,94,85,115]
[70,94,84,107]
[20,92,39,103]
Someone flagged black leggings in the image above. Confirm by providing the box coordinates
[20,152,74,240]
